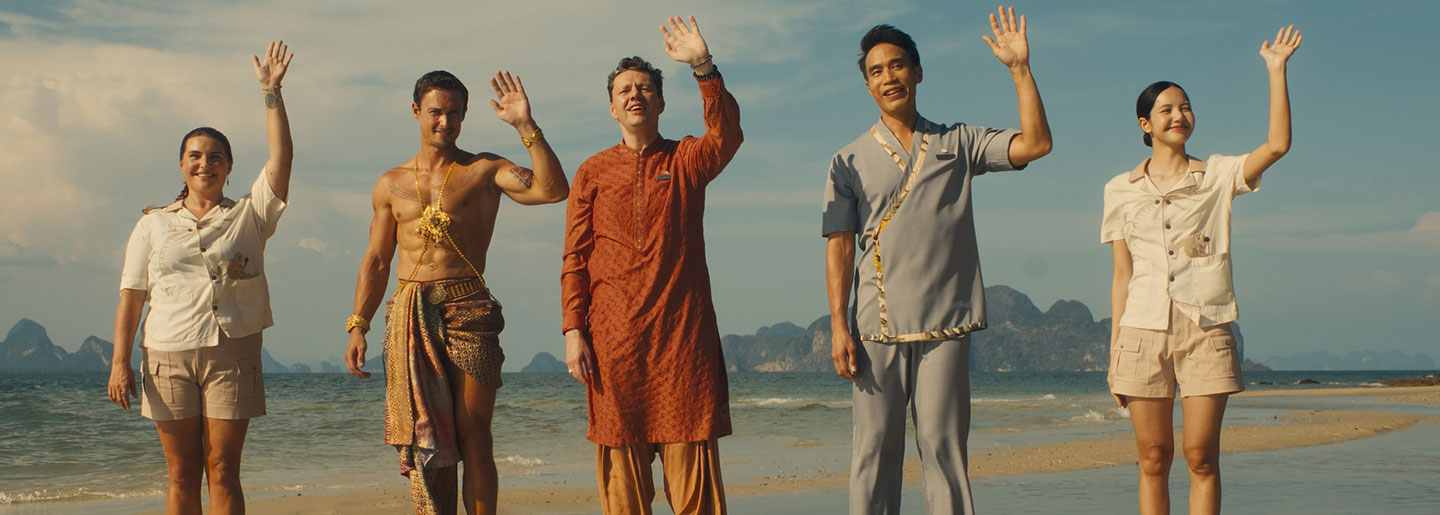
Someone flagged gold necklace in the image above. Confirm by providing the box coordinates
[404,160,484,284]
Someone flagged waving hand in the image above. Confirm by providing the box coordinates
[1259,25,1303,69]
[251,40,294,89]
[981,6,1030,69]
[661,16,711,67]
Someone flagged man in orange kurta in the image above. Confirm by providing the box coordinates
[560,16,742,515]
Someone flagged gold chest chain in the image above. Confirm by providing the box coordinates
[404,160,485,284]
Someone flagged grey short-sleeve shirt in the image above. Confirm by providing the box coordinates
[822,116,1021,342]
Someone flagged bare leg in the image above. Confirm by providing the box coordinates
[202,417,251,515]
[447,361,498,515]
[1181,394,1228,515]
[155,417,205,515]
[1127,397,1176,515]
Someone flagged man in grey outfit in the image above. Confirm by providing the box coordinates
[821,8,1053,514]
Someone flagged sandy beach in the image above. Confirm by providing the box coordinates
[195,385,1440,515]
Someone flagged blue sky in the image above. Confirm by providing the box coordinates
[1,0,1435,370]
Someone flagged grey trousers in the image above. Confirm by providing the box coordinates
[850,337,973,515]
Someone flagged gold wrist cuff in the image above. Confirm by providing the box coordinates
[346,314,371,334]
[521,128,544,148]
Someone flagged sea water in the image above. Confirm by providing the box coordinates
[0,370,1433,512]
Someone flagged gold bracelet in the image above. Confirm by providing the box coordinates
[521,128,544,148]
[345,314,370,334]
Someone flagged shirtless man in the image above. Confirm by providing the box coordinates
[344,69,568,515]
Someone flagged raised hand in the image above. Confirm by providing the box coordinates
[488,71,534,129]
[251,40,295,89]
[981,6,1030,69]
[660,15,710,66]
[1259,25,1303,69]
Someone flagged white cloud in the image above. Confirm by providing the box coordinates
[0,238,57,267]
[1248,211,1440,256]
[298,237,330,254]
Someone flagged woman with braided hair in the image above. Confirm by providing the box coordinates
[107,40,295,514]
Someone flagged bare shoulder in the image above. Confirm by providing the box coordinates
[379,161,418,202]
[460,151,510,172]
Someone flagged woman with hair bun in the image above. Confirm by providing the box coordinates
[107,40,295,514]
[1100,26,1302,515]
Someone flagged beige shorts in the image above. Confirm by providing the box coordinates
[1109,306,1244,399]
[141,331,266,421]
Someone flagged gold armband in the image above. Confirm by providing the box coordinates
[521,128,544,148]
[345,314,371,334]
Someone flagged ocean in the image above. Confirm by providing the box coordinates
[1,370,1435,513]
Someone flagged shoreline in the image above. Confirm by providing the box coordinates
[176,385,1440,514]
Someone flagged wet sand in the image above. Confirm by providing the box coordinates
[216,385,1440,515]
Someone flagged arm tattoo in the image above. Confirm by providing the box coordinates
[265,92,281,109]
[508,166,534,189]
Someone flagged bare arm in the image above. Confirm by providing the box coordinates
[982,6,1053,167]
[106,289,147,410]
[826,231,859,380]
[1109,241,1133,346]
[1108,240,1133,407]
[1242,25,1303,187]
[345,177,399,378]
[489,71,569,205]
[252,40,296,201]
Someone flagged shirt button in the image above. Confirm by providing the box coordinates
[1164,224,1171,230]
[200,247,207,252]
[1169,276,1176,282]
[1168,250,1175,256]
[1165,199,1172,205]
[212,305,219,311]
[211,275,218,281]
[1153,199,1160,205]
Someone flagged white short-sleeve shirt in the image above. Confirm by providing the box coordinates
[120,169,287,351]
[1101,154,1257,330]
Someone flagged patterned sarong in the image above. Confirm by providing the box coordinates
[383,277,505,515]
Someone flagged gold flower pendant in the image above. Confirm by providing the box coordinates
[417,204,451,242]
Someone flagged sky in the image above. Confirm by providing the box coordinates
[1,0,1436,371]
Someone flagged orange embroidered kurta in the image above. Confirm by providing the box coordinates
[561,76,742,447]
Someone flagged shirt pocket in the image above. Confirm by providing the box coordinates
[1186,253,1234,305]
[228,277,269,328]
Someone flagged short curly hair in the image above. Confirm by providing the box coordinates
[606,56,663,101]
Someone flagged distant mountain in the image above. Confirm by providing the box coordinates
[521,351,567,373]
[721,285,1113,372]
[1,318,67,370]
[0,318,306,373]
[1260,350,1438,371]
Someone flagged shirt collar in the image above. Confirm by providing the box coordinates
[872,115,934,138]
[1127,155,1207,183]
[163,197,237,216]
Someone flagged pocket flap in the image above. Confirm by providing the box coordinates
[1115,332,1144,353]
[1209,334,1237,351]
[237,358,263,374]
